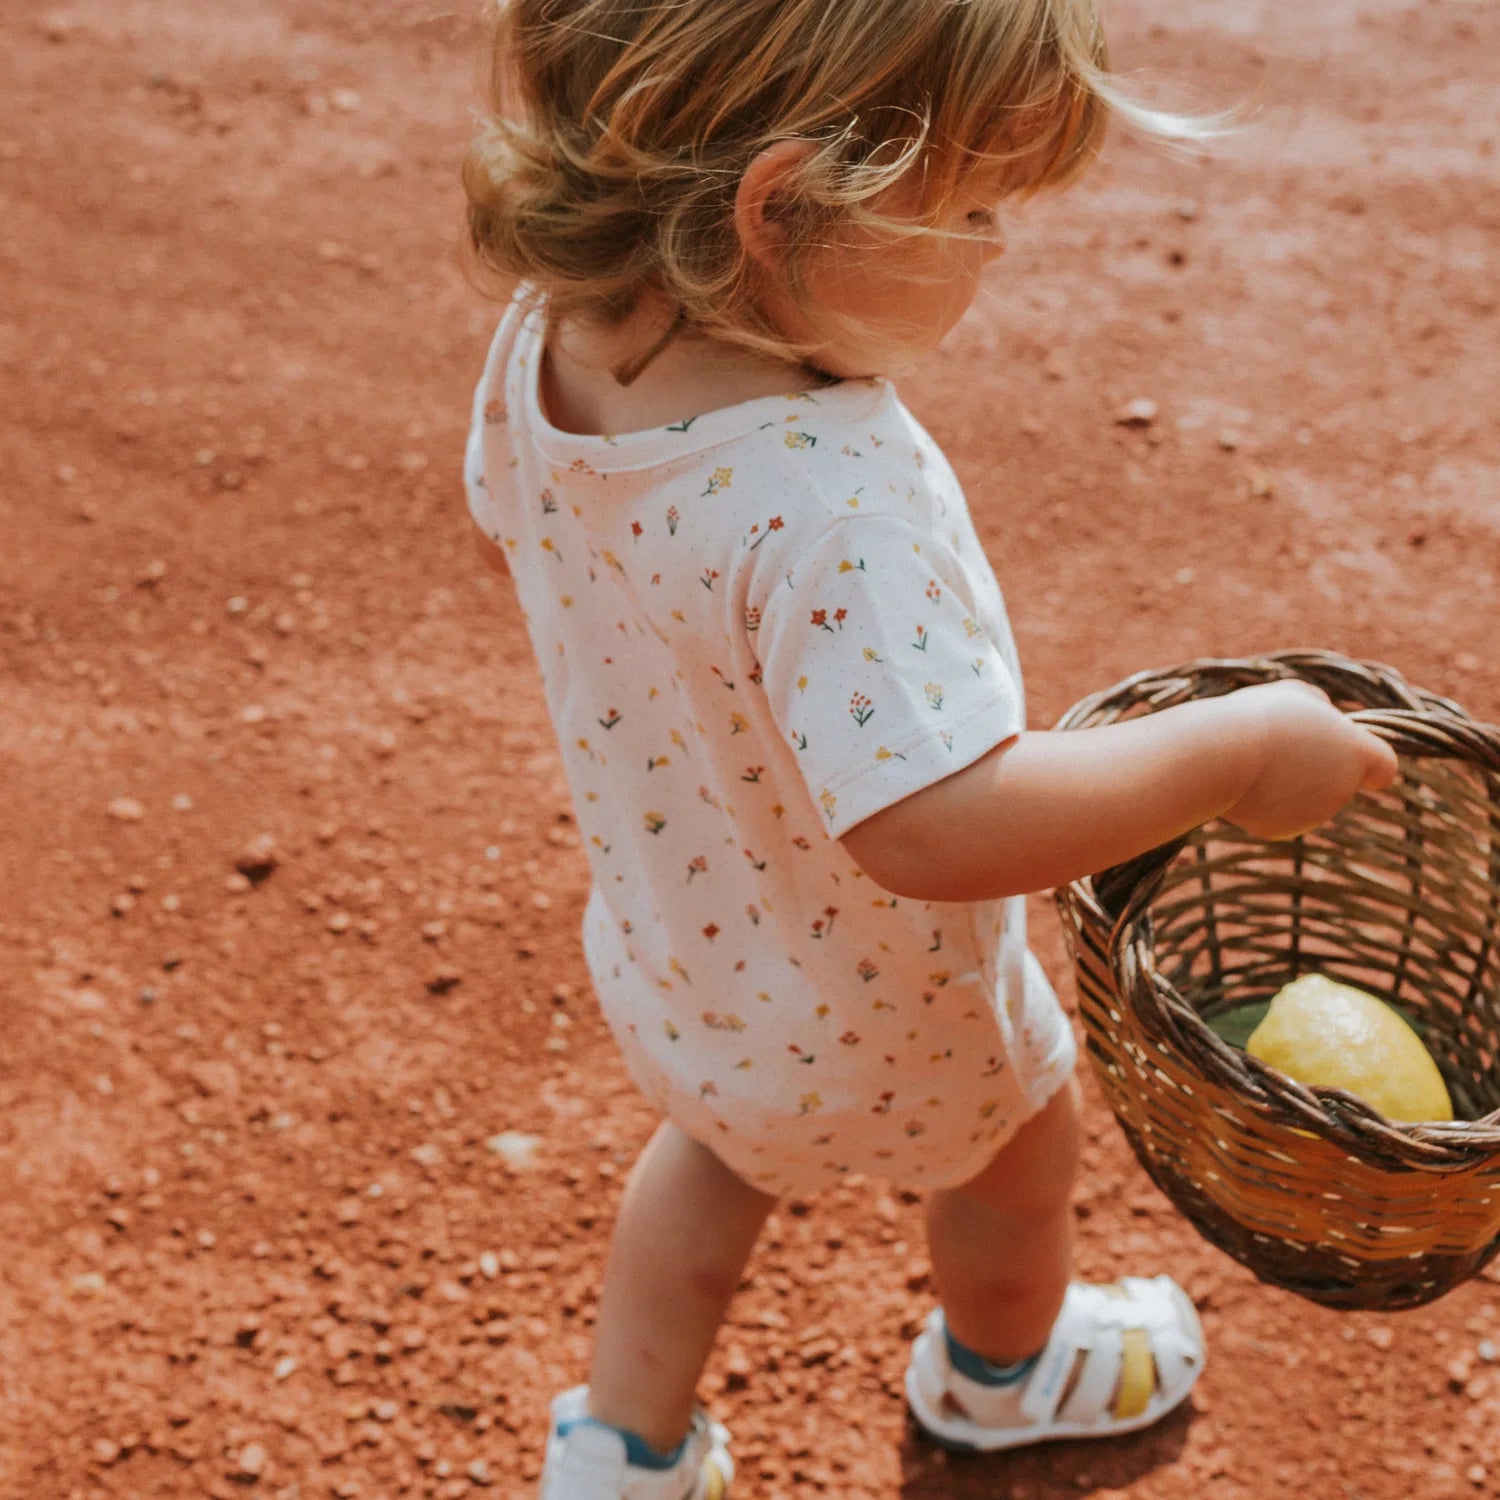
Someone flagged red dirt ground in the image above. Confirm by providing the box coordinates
[3,0,1498,1496]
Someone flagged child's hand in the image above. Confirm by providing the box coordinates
[1220,681,1399,841]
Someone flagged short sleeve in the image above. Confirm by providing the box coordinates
[752,515,1023,838]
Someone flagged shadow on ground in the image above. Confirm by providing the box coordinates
[898,1403,1193,1497]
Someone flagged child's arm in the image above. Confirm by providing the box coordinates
[840,681,1399,903]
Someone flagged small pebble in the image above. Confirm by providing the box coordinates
[235,832,279,882]
[427,965,462,995]
[236,1443,267,1479]
[1114,398,1159,428]
[485,1131,541,1169]
[108,797,145,822]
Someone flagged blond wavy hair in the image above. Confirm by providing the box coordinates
[464,0,1218,367]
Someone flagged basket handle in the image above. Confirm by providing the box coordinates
[1090,708,1500,928]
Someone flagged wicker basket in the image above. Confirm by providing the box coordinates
[1054,651,1500,1310]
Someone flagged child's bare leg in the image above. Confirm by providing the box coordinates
[585,1121,777,1453]
[925,1076,1082,1363]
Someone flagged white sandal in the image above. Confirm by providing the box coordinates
[905,1276,1205,1452]
[540,1386,733,1499]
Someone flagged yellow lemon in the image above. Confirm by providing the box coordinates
[1246,974,1453,1122]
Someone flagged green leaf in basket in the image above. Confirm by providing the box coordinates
[1204,1001,1272,1050]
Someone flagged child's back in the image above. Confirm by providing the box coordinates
[467,294,1075,1197]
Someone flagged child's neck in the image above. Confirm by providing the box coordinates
[539,291,836,438]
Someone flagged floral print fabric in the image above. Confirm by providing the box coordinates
[464,293,1076,1194]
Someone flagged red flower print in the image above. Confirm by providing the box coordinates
[631,520,643,538]
[702,923,720,940]
[810,608,828,629]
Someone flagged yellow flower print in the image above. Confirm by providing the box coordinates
[924,682,944,710]
[838,557,867,574]
[702,465,733,496]
[664,1020,680,1041]
[644,811,667,834]
[783,432,817,450]
[799,1092,824,1115]
[796,674,809,694]
[963,615,982,639]
[702,1011,746,1032]
[729,711,749,735]
[539,537,561,561]
[818,788,837,820]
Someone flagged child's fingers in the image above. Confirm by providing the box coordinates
[1360,733,1400,792]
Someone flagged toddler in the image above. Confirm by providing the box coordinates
[460,2,1398,1495]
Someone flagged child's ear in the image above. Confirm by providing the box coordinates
[733,139,818,269]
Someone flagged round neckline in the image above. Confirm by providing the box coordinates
[513,303,892,471]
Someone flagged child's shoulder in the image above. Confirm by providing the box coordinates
[722,382,963,532]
